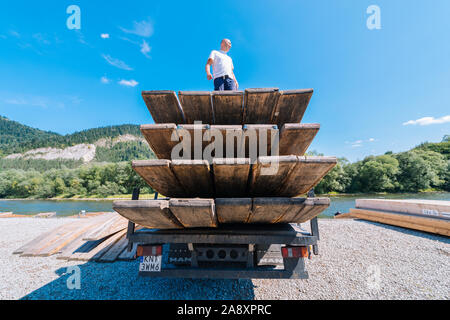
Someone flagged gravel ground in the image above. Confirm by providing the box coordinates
[0,218,448,300]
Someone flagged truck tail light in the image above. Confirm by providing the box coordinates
[281,246,308,258]
[137,245,162,257]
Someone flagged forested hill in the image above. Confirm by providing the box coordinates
[0,115,142,157]
[413,137,450,160]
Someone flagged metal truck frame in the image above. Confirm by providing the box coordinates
[125,189,320,279]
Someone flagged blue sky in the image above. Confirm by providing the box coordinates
[0,0,449,162]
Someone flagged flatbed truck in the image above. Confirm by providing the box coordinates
[126,189,320,279]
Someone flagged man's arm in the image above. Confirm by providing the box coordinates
[205,58,214,80]
[231,68,239,89]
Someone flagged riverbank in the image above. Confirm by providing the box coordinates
[1,190,449,201]
[0,218,448,299]
[0,194,160,201]
[2,192,449,218]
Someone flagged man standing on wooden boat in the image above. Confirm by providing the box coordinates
[205,39,239,91]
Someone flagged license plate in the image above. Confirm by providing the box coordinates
[139,256,162,272]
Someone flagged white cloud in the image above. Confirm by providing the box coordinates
[102,54,133,71]
[33,33,51,45]
[100,33,110,39]
[101,76,111,84]
[66,96,82,105]
[403,115,450,126]
[119,36,139,45]
[118,79,139,87]
[9,30,20,38]
[119,19,154,37]
[74,30,89,45]
[140,40,151,58]
[347,138,377,148]
[3,96,59,108]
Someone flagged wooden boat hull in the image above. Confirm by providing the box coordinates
[132,156,337,198]
[141,123,320,159]
[141,89,313,126]
[113,198,330,229]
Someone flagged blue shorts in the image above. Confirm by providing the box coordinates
[214,76,236,91]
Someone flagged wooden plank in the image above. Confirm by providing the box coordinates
[208,125,244,158]
[83,214,128,241]
[274,198,312,224]
[177,124,210,159]
[82,214,121,240]
[212,91,244,125]
[215,198,252,224]
[36,220,102,257]
[0,212,19,218]
[271,89,313,127]
[35,212,56,218]
[355,199,450,220]
[169,198,217,228]
[14,224,68,254]
[278,123,320,156]
[350,208,450,230]
[87,230,129,262]
[21,220,87,257]
[141,124,180,159]
[249,156,298,196]
[139,123,319,161]
[97,234,130,262]
[132,160,186,197]
[0,212,13,217]
[1,214,30,218]
[243,124,278,161]
[178,91,213,124]
[334,213,355,219]
[118,242,138,260]
[349,208,450,237]
[69,230,128,261]
[57,212,117,260]
[142,91,185,124]
[58,231,94,260]
[278,156,337,197]
[248,198,306,224]
[290,198,330,223]
[243,88,280,124]
[113,200,183,230]
[171,160,214,198]
[212,158,250,197]
[82,212,111,218]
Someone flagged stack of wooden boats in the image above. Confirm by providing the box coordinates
[113,88,337,229]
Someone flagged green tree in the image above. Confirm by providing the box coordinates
[395,150,446,191]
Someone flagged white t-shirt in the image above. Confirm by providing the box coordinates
[209,50,234,79]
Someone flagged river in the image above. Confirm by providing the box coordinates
[0,192,449,218]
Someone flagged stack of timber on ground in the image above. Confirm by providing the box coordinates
[336,199,450,237]
[13,213,137,262]
[113,88,337,229]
